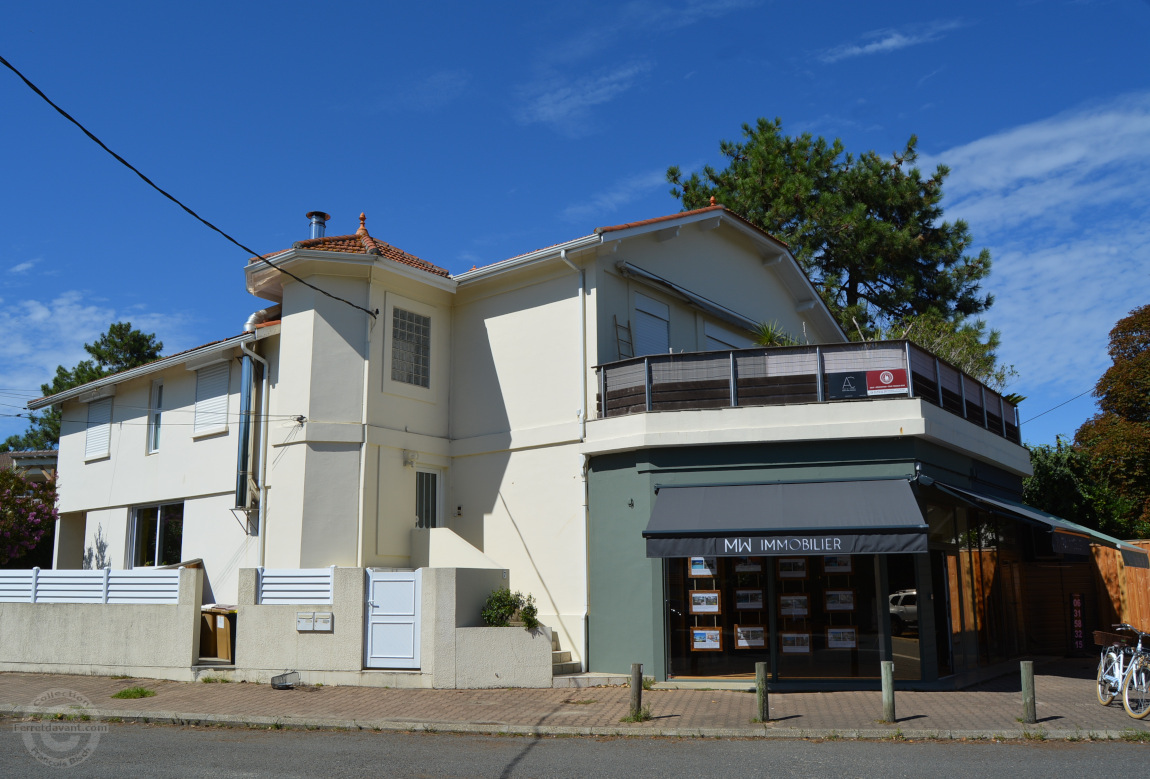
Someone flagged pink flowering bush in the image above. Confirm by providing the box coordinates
[0,469,58,566]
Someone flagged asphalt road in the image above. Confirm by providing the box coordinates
[3,720,1147,778]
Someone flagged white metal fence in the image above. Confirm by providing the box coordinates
[256,566,335,604]
[0,567,183,604]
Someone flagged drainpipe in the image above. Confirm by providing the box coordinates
[234,353,254,509]
[241,340,271,567]
[560,248,592,670]
[558,249,587,441]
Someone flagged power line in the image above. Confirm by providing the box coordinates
[1022,388,1095,424]
[0,53,378,320]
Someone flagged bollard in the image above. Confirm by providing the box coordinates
[630,663,643,718]
[755,662,769,722]
[1021,660,1037,724]
[881,660,896,723]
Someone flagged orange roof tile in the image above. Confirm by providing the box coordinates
[253,213,450,278]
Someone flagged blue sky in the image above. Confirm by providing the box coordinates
[1,1,1147,447]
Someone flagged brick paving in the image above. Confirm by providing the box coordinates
[2,658,1148,739]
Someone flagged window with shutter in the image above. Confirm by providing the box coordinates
[84,397,113,459]
[634,293,670,356]
[194,363,230,435]
[147,380,163,453]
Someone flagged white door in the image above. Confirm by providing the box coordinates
[365,569,421,669]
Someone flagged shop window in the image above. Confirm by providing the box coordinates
[666,554,881,680]
[131,503,184,567]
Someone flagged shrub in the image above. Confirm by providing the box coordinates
[481,588,539,630]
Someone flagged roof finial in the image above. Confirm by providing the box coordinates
[709,195,716,206]
[356,212,368,236]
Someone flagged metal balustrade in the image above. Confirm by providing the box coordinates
[0,567,183,604]
[594,340,1021,444]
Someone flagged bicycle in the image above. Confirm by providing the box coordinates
[1121,626,1150,719]
[1095,624,1138,706]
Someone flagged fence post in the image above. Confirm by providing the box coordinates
[102,567,111,603]
[729,351,737,407]
[29,567,39,603]
[1021,661,1037,724]
[881,660,896,723]
[643,358,652,412]
[630,663,643,718]
[755,661,769,722]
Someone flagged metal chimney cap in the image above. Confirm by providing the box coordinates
[306,211,331,222]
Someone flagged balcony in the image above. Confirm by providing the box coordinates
[594,341,1021,445]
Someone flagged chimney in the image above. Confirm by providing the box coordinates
[306,211,331,239]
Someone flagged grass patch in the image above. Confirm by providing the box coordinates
[112,686,155,700]
[563,699,597,706]
[1021,727,1047,742]
[1120,729,1150,743]
[642,678,655,691]
[200,676,231,684]
[110,674,133,680]
[881,728,906,741]
[620,705,653,723]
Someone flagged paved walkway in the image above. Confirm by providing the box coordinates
[2,658,1148,740]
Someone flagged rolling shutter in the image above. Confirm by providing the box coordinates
[194,363,230,434]
[634,293,670,356]
[84,397,112,458]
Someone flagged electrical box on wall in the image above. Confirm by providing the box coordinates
[296,612,315,631]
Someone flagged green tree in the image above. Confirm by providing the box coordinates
[1023,437,1135,539]
[1073,304,1150,536]
[2,323,162,451]
[668,118,994,338]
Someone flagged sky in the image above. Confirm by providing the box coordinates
[1,1,1147,448]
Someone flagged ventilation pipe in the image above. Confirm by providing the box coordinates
[241,340,271,566]
[244,305,281,332]
[234,353,254,510]
[306,211,331,239]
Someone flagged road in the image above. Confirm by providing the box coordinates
[2,720,1146,778]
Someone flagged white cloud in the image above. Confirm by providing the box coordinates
[819,20,965,64]
[561,169,668,222]
[9,259,38,274]
[917,93,1150,404]
[515,62,652,130]
[0,291,193,440]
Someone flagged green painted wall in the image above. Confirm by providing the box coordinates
[586,437,1015,678]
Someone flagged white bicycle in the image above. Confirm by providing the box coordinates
[1096,624,1138,706]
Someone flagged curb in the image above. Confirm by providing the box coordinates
[2,705,1144,742]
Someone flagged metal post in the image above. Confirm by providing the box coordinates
[630,663,644,718]
[934,357,943,407]
[729,351,737,407]
[1021,661,1036,724]
[815,346,824,402]
[904,342,915,398]
[598,368,606,418]
[643,358,652,412]
[998,395,1006,437]
[980,385,988,430]
[959,373,968,418]
[881,660,896,723]
[755,662,769,722]
[102,567,111,604]
[30,566,39,604]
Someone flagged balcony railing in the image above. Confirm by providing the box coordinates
[594,340,1020,445]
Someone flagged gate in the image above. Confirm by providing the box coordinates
[364,569,421,669]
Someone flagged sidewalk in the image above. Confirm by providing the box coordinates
[3,658,1148,741]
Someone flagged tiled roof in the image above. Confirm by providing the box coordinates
[254,213,450,278]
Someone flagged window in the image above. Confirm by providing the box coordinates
[415,469,440,529]
[147,380,163,453]
[131,502,183,567]
[193,362,229,435]
[392,308,431,388]
[634,293,670,356]
[84,397,113,459]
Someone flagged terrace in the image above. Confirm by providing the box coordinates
[594,340,1021,445]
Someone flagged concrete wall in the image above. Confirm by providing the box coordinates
[234,566,364,673]
[0,568,202,681]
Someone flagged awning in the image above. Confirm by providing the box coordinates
[931,482,1150,569]
[643,479,928,558]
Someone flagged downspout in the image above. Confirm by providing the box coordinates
[559,248,592,670]
[241,340,271,567]
[234,353,254,509]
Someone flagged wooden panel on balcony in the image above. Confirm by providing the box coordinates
[737,374,819,406]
